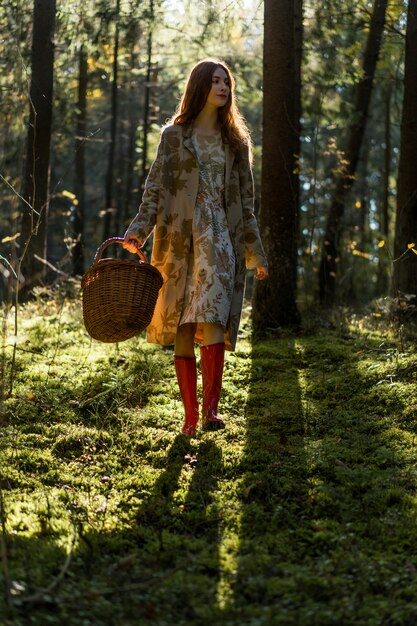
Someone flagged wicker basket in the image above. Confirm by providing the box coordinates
[81,237,163,343]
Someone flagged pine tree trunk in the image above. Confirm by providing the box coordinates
[252,0,301,330]
[122,44,141,229]
[391,0,417,296]
[318,0,387,308]
[382,87,391,239]
[294,0,303,171]
[140,0,154,192]
[103,0,120,241]
[376,85,391,295]
[293,0,303,244]
[20,0,56,293]
[73,46,87,276]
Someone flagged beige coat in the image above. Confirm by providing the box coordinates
[125,123,267,351]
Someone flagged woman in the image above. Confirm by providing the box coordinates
[123,58,268,437]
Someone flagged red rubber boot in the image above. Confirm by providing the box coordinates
[174,356,199,436]
[201,343,225,430]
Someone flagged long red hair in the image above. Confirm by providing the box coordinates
[169,58,252,162]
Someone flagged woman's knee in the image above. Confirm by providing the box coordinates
[175,323,196,357]
[203,323,224,346]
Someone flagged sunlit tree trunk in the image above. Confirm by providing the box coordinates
[73,46,87,276]
[252,0,301,330]
[318,0,387,308]
[391,0,417,296]
[20,0,56,292]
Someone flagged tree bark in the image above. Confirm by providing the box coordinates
[122,42,142,230]
[140,0,155,193]
[252,0,301,330]
[20,0,56,292]
[318,0,387,308]
[376,85,391,295]
[102,0,120,241]
[294,0,303,174]
[381,87,391,239]
[391,0,417,296]
[73,46,87,276]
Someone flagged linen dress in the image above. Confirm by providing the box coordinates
[179,130,235,330]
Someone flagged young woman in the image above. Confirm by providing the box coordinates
[123,58,268,437]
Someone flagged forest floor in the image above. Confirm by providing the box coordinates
[2,288,417,625]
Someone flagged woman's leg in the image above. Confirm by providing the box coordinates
[202,322,224,347]
[174,323,198,436]
[200,323,225,430]
[175,323,197,357]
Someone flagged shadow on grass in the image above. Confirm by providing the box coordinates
[221,336,307,624]
[6,330,417,625]
[3,434,224,625]
[122,435,224,623]
[224,331,417,626]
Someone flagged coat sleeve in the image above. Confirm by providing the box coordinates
[124,129,166,245]
[238,145,268,270]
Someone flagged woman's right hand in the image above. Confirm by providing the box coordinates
[122,235,142,254]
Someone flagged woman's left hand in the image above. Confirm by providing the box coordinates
[255,266,268,281]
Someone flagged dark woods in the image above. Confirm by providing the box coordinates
[0,0,415,321]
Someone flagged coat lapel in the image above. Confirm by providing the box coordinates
[182,124,197,160]
[225,143,235,186]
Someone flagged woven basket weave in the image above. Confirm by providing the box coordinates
[81,237,163,343]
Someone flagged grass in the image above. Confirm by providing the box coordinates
[2,289,417,624]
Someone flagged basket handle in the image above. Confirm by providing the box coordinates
[93,237,148,264]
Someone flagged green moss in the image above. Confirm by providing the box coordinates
[4,301,417,624]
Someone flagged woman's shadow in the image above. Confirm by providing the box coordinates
[130,433,223,622]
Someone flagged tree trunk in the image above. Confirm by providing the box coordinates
[102,0,120,241]
[294,0,303,173]
[73,46,87,276]
[318,0,387,308]
[381,87,391,239]
[391,0,417,296]
[356,136,371,246]
[140,0,154,192]
[293,0,302,246]
[122,44,142,230]
[20,0,56,292]
[376,85,391,295]
[252,0,301,330]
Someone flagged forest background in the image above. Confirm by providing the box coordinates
[1,0,415,318]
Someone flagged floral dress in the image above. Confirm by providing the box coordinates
[179,130,236,329]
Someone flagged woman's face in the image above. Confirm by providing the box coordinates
[205,67,230,109]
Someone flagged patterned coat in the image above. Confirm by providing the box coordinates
[125,123,267,351]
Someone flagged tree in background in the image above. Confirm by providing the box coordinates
[120,20,143,232]
[72,44,88,276]
[317,0,387,308]
[376,83,392,295]
[102,0,120,242]
[252,0,301,329]
[19,0,56,293]
[391,0,417,297]
[139,0,155,193]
